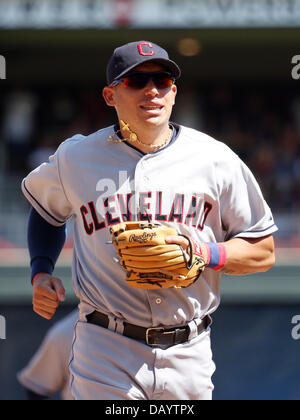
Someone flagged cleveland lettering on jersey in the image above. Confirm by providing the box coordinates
[139,192,152,221]
[80,191,213,235]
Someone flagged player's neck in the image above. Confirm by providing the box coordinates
[119,122,172,153]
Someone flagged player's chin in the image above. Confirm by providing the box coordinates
[139,110,169,126]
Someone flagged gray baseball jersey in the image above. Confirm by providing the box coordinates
[17,310,78,400]
[22,123,277,399]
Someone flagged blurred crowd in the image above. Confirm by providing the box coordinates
[201,86,300,212]
[0,88,112,175]
[1,83,300,215]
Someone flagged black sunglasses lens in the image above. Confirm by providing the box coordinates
[154,74,174,89]
[123,73,173,89]
[123,74,149,88]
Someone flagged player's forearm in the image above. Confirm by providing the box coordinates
[167,234,275,275]
[28,207,66,283]
[220,235,275,275]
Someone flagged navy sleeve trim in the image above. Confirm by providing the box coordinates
[243,224,276,234]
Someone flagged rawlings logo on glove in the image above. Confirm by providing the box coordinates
[129,232,157,243]
[110,221,206,290]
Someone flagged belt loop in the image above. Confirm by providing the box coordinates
[107,314,125,335]
[187,318,199,341]
[115,318,125,335]
[188,318,203,340]
[107,313,117,332]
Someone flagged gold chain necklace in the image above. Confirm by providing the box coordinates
[107,120,173,150]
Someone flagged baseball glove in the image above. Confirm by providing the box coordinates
[110,221,205,289]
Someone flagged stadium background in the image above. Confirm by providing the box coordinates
[0,0,300,400]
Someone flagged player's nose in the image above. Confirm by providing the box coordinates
[144,79,159,96]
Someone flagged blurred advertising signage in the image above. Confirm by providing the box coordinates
[0,0,300,28]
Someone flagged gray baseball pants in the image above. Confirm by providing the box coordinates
[69,317,215,400]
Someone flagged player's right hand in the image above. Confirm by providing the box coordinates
[32,273,66,320]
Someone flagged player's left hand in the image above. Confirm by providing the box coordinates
[165,235,190,252]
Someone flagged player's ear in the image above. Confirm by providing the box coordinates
[171,84,177,105]
[102,87,116,107]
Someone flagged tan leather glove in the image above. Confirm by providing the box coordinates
[110,221,205,289]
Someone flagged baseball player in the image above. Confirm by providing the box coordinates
[21,40,277,400]
[17,309,78,400]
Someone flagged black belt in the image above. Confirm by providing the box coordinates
[86,311,211,347]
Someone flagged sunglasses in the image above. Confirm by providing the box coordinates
[110,71,175,90]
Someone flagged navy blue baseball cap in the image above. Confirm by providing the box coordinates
[106,40,181,85]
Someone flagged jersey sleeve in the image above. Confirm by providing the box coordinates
[21,144,73,227]
[218,150,278,240]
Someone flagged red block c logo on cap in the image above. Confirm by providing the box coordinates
[137,42,155,56]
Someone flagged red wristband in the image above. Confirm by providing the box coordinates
[210,243,227,271]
